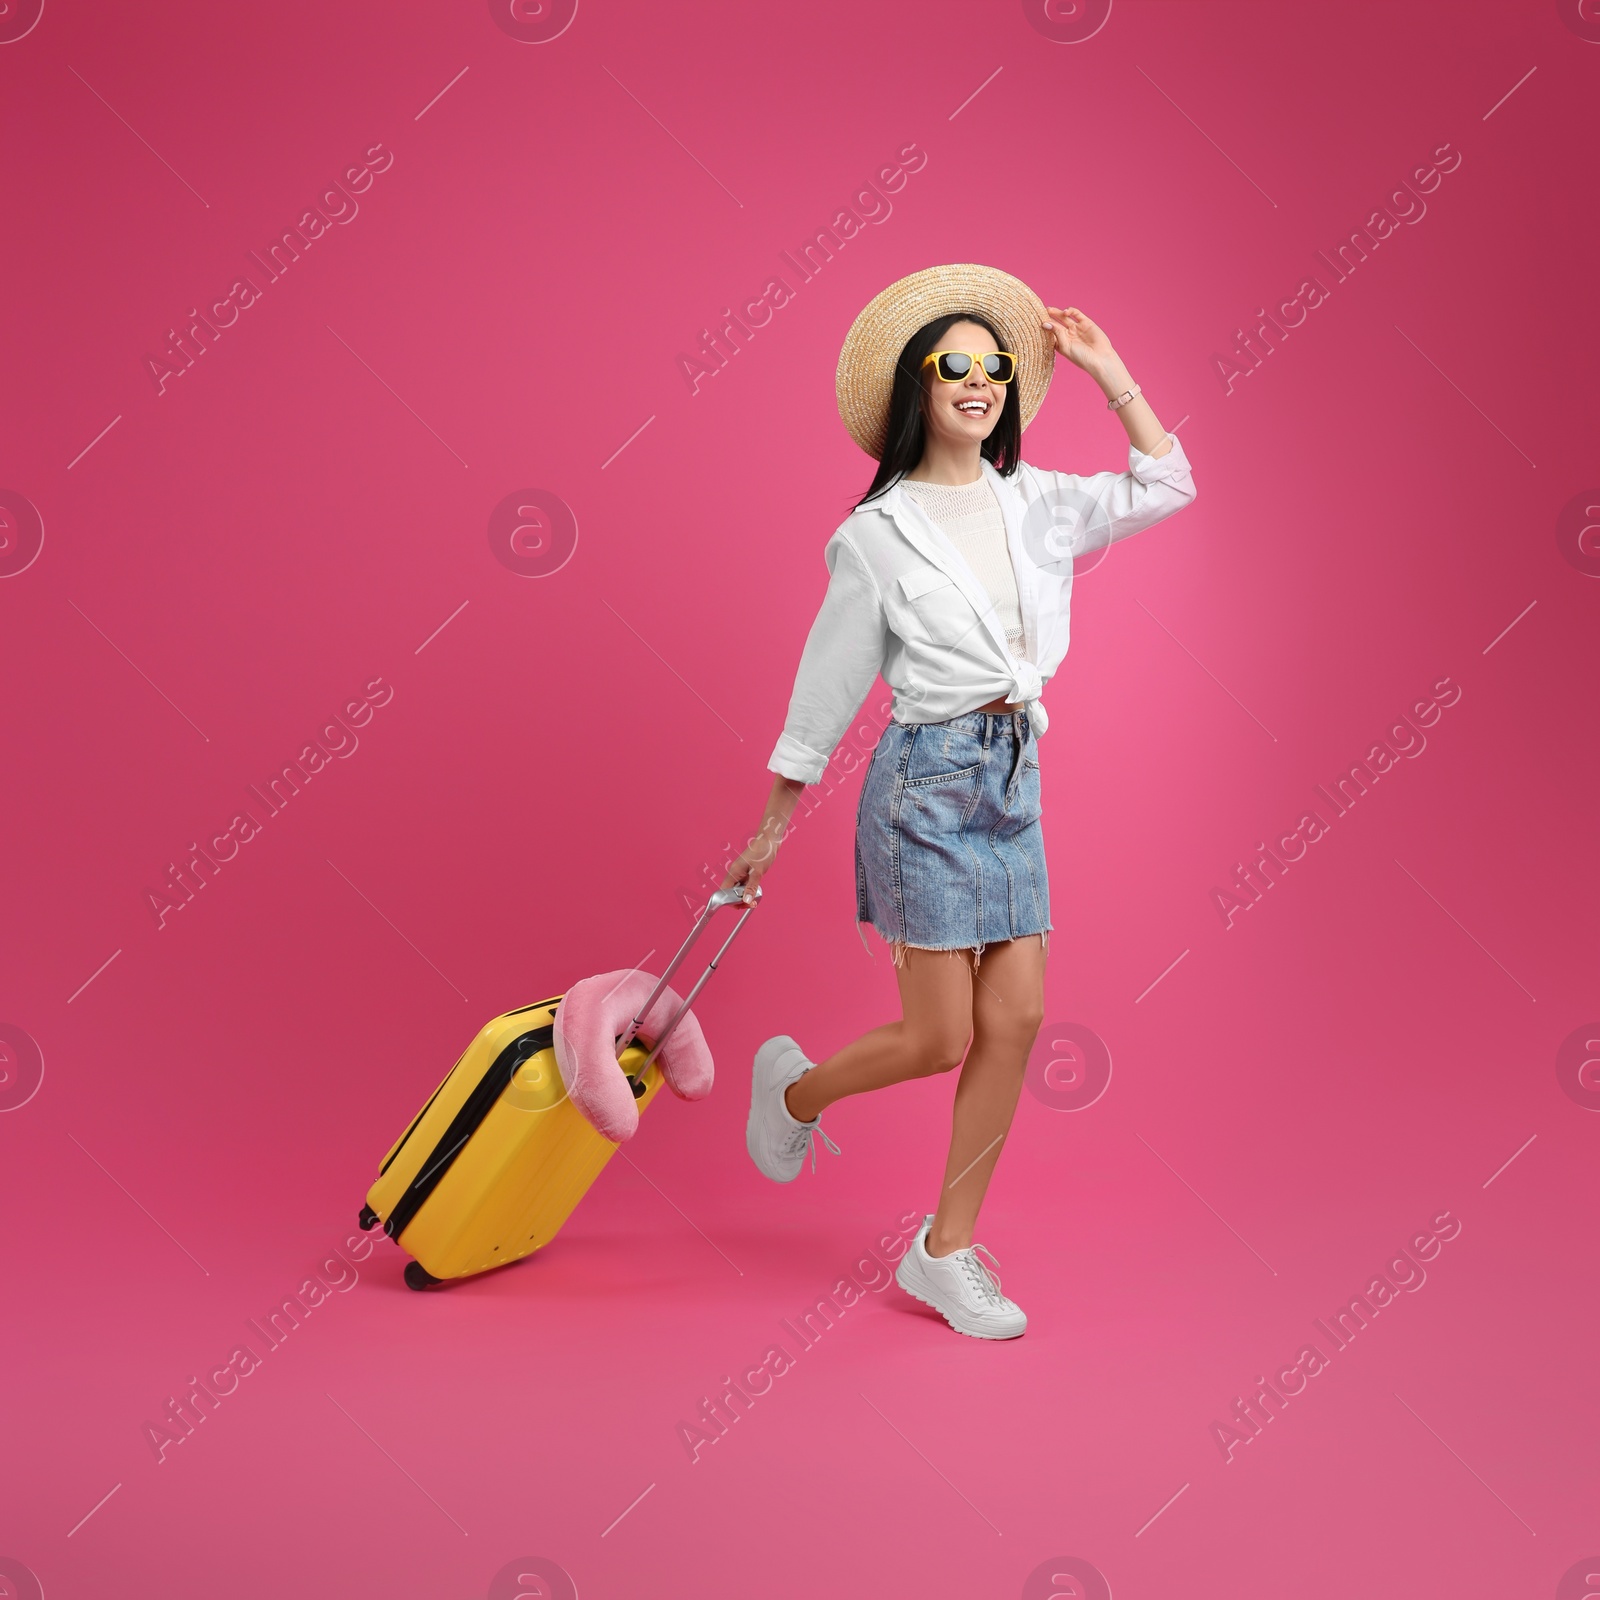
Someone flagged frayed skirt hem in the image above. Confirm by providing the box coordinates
[856,919,1051,968]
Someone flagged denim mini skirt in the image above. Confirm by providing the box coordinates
[855,708,1052,960]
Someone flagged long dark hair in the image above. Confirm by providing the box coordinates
[851,311,1022,512]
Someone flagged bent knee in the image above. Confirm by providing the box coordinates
[974,1004,1045,1056]
[1015,1002,1046,1040]
[909,1033,969,1076]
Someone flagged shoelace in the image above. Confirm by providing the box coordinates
[782,1118,841,1174]
[956,1243,1007,1306]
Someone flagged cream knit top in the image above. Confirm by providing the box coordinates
[899,475,1028,659]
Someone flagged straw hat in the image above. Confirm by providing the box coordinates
[835,263,1057,460]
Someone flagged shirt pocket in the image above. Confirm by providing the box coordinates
[896,568,984,650]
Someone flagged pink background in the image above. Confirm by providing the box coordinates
[3,1,1598,1596]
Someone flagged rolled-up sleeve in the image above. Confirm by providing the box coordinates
[767,531,887,784]
[1033,431,1198,560]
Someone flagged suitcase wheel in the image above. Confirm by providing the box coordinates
[404,1261,442,1292]
[358,1204,379,1231]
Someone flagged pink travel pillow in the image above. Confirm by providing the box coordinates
[552,968,714,1143]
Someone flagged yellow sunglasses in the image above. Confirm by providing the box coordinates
[921,349,1017,384]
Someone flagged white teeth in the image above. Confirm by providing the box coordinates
[957,402,988,414]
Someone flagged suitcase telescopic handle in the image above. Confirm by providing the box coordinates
[614,883,762,1073]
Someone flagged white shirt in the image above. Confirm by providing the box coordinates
[767,435,1198,785]
[899,477,1027,659]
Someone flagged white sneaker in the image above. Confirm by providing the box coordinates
[746,1035,840,1183]
[895,1215,1027,1339]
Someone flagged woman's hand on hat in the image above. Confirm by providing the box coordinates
[1043,306,1117,378]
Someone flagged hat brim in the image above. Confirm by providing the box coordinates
[835,263,1056,460]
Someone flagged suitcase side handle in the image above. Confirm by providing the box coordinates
[615,884,761,1069]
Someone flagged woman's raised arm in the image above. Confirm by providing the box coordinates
[1044,305,1175,458]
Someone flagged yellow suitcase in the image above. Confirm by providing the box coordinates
[359,886,759,1289]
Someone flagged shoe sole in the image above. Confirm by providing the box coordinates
[895,1254,1027,1340]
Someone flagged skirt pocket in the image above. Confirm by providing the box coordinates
[901,722,985,789]
[904,762,981,790]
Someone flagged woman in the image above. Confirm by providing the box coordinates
[722,264,1197,1338]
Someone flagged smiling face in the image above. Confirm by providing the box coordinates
[919,318,1007,450]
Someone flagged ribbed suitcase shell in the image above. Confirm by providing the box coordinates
[364,994,663,1282]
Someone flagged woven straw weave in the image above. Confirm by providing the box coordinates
[835,263,1057,460]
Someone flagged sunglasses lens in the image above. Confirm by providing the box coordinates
[982,353,1015,383]
[936,352,974,380]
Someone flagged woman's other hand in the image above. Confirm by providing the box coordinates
[721,830,778,906]
[720,775,806,906]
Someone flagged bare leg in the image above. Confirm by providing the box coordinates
[783,946,976,1124]
[926,934,1046,1258]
